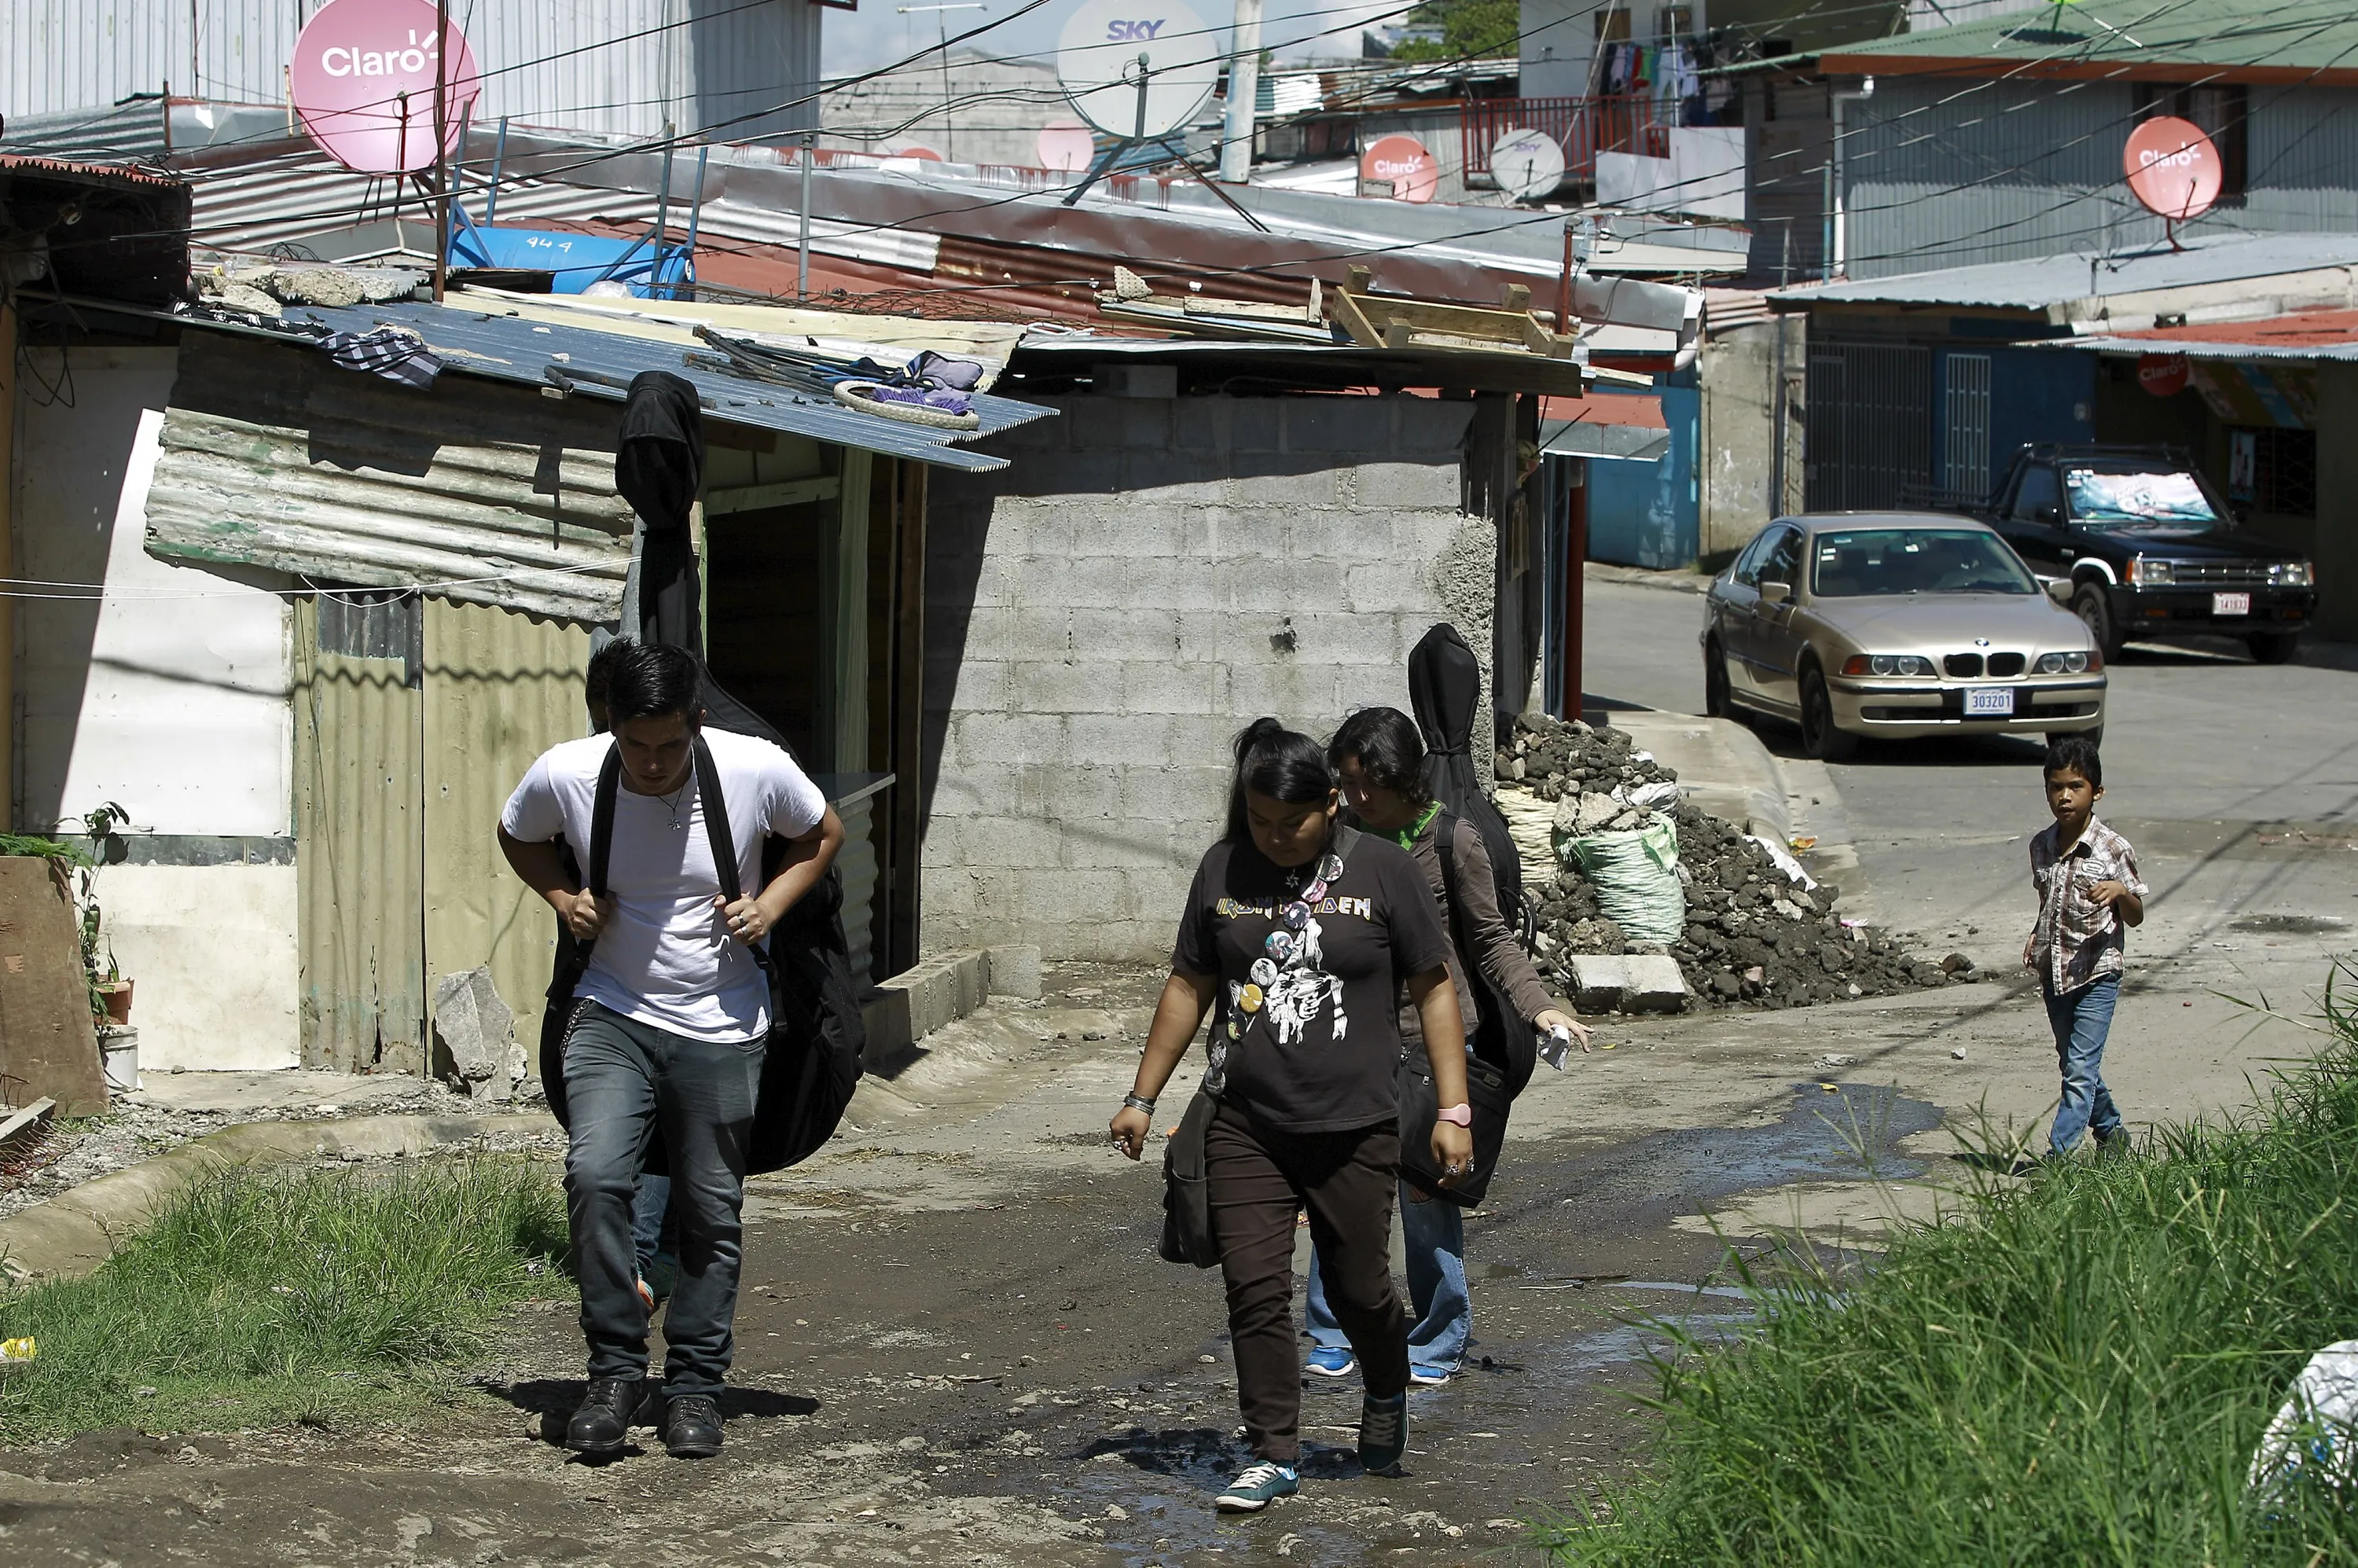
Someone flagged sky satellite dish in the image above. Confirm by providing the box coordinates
[1038,119,1096,173]
[289,0,479,174]
[1361,134,1438,204]
[1491,127,1565,202]
[1055,0,1220,140]
[891,144,946,161]
[2125,116,2222,221]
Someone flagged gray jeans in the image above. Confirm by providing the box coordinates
[561,1000,764,1400]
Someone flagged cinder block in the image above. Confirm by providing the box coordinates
[1065,711,1183,763]
[1040,553,1132,609]
[1356,461,1463,512]
[1120,452,1229,501]
[1010,659,1115,714]
[1174,397,1232,453]
[1036,763,1124,823]
[983,944,1043,1000]
[1286,398,1392,454]
[953,710,1064,768]
[1229,454,1349,508]
[1004,606,1078,663]
[1107,396,1173,448]
[1070,607,1183,659]
[1004,450,1120,498]
[1229,398,1288,453]
[1066,819,1178,869]
[1119,659,1228,715]
[1397,399,1478,454]
[1564,954,1691,1014]
[996,409,1068,450]
[1075,501,1190,556]
[1119,765,1228,825]
[1343,560,1429,614]
[959,813,1068,868]
[1124,556,1224,611]
[1217,556,1344,612]
[946,659,1014,713]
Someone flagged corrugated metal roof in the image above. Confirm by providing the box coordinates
[169,297,1054,471]
[2057,307,2358,362]
[1769,232,2358,310]
[1824,0,2358,79]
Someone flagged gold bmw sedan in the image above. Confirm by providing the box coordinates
[1701,514,2107,760]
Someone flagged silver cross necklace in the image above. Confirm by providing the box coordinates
[659,777,693,830]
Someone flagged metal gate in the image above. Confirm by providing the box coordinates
[1942,352,1993,504]
[1804,342,1932,511]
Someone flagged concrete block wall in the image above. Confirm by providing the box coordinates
[922,394,1489,963]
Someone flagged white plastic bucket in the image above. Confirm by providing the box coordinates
[98,1025,140,1092]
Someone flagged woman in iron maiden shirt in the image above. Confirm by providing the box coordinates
[1109,718,1475,1515]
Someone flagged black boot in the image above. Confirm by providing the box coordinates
[664,1393,724,1459]
[565,1377,641,1455]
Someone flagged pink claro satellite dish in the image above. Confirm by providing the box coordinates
[290,0,481,174]
[2124,116,2222,221]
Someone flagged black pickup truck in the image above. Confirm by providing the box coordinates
[1970,444,2316,663]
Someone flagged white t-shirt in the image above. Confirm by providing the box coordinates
[501,728,827,1045]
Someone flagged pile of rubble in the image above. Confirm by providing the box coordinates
[1497,714,1964,1011]
[194,261,424,318]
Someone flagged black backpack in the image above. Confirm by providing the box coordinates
[538,734,865,1175]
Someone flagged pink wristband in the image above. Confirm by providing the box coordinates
[1435,1103,1473,1128]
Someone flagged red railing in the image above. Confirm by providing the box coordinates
[1460,95,1672,182]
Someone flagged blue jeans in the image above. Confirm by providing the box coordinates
[2045,975,2122,1155]
[1306,1183,1471,1376]
[561,1001,763,1400]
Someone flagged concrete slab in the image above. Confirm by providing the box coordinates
[1565,953,1691,1013]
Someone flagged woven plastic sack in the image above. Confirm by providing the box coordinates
[1561,820,1686,942]
[2249,1340,2358,1502]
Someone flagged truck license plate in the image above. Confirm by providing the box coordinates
[2213,591,2251,615]
[1964,686,2015,717]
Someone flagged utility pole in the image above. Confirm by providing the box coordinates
[1218,0,1263,184]
[896,5,985,162]
[432,0,450,302]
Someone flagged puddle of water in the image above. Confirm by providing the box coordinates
[2228,913,2350,935]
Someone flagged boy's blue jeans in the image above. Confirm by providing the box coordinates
[1305,1182,1470,1377]
[2046,974,2122,1155]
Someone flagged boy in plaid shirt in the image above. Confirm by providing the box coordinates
[2023,736,2147,1159]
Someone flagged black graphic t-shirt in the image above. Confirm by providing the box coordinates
[1171,827,1453,1135]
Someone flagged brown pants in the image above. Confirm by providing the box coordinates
[1206,1099,1409,1465]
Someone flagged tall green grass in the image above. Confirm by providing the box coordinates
[1546,972,2358,1566]
[0,1156,567,1441]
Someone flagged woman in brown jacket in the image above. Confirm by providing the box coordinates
[1304,707,1591,1386]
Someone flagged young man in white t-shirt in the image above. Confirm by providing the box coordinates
[499,641,842,1459]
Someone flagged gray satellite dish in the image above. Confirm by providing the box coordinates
[1055,0,1219,141]
[1492,127,1566,202]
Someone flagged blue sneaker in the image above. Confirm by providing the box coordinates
[1306,1346,1357,1379]
[1215,1460,1299,1512]
[1409,1364,1454,1387]
[1359,1392,1409,1473]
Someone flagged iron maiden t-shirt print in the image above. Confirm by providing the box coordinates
[1172,825,1451,1136]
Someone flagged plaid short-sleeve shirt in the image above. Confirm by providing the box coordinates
[2029,816,2147,994]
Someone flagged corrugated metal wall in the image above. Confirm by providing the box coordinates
[146,333,632,623]
[294,593,426,1074]
[7,0,819,140]
[1847,79,2358,279]
[293,591,588,1074]
[421,599,591,1066]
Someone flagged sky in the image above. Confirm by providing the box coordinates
[819,0,1415,79]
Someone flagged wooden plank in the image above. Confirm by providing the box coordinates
[887,460,927,982]
[1329,285,1387,348]
[1501,284,1532,314]
[1350,296,1533,342]
[705,475,842,516]
[0,860,106,1116]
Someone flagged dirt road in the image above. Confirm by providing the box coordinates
[1,917,2345,1566]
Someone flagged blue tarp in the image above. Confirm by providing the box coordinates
[446,206,692,297]
[1586,384,1699,570]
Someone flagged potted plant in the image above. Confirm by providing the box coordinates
[78,802,132,1025]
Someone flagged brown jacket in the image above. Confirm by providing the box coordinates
[1394,813,1559,1052]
